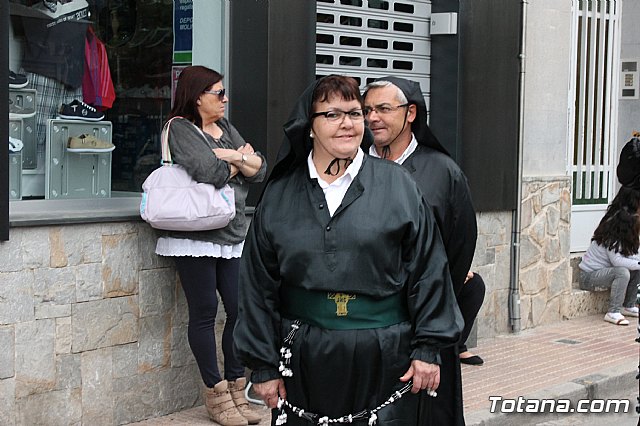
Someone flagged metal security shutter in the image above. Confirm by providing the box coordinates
[316,0,432,109]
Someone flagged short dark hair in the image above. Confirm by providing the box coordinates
[169,65,224,128]
[311,75,363,113]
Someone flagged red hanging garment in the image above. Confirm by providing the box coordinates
[83,25,116,110]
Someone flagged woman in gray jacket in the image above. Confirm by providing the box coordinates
[579,186,640,326]
[154,65,266,426]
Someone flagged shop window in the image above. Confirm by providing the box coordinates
[316,54,334,65]
[367,19,389,30]
[367,58,388,68]
[393,60,413,70]
[317,33,335,45]
[394,2,414,14]
[368,1,389,11]
[393,22,414,33]
[393,41,413,52]
[8,0,173,202]
[339,36,362,47]
[367,39,388,49]
[340,0,363,7]
[339,56,362,66]
[317,13,334,24]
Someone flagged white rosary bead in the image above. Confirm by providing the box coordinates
[368,413,377,426]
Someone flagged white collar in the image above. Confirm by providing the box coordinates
[307,148,364,187]
[368,133,418,165]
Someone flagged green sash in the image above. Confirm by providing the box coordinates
[280,286,409,330]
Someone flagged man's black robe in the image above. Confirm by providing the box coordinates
[365,76,478,426]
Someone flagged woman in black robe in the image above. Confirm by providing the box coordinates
[234,75,462,425]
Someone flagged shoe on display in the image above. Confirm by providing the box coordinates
[58,99,105,121]
[9,136,24,153]
[67,134,115,153]
[31,0,89,19]
[9,98,36,119]
[9,70,28,89]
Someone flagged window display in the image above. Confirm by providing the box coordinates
[8,0,174,200]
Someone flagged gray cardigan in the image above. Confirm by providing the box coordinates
[159,117,267,245]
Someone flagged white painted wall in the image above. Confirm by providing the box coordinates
[192,0,226,73]
[521,1,573,177]
[617,0,640,150]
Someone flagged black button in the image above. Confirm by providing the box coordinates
[319,203,324,209]
[326,226,331,231]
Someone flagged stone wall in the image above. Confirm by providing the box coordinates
[0,222,204,425]
[471,211,513,338]
[518,176,572,329]
[471,176,601,338]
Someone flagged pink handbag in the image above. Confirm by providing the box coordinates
[140,118,235,231]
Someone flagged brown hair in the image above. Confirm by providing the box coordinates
[311,75,363,114]
[168,65,223,128]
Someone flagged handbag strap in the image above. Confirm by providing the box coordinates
[160,117,180,165]
[160,116,213,165]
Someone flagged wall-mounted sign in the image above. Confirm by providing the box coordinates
[173,0,193,64]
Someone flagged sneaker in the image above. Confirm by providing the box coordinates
[9,70,28,89]
[9,136,23,152]
[67,134,115,153]
[58,100,105,121]
[42,0,57,13]
[621,306,639,317]
[31,0,89,19]
[9,98,36,118]
[603,312,629,325]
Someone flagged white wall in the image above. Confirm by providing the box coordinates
[192,0,226,73]
[521,1,573,177]
[617,0,640,149]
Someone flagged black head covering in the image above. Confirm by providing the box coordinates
[268,76,375,183]
[363,76,449,156]
[617,133,640,190]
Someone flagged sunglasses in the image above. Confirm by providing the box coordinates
[203,88,226,99]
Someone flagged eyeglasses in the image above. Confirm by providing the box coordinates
[203,88,226,99]
[311,109,365,123]
[363,103,409,116]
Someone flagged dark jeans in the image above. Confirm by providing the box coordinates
[174,256,244,387]
[457,273,486,353]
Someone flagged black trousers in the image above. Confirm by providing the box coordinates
[174,256,245,387]
[458,273,486,353]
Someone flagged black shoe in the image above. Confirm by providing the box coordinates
[58,99,105,121]
[9,70,28,89]
[460,355,484,365]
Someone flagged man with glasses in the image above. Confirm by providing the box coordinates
[363,77,479,426]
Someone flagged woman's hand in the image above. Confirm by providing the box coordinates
[253,378,287,409]
[238,143,255,155]
[400,359,440,394]
[212,147,241,163]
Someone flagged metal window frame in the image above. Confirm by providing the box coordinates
[569,0,622,205]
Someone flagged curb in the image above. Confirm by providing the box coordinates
[465,361,638,426]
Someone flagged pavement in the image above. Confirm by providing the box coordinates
[128,314,639,425]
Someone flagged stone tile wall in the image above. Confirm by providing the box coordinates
[518,176,572,329]
[472,176,607,338]
[0,222,205,425]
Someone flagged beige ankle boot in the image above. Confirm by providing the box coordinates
[228,378,261,425]
[204,380,248,426]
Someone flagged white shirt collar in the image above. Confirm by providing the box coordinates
[368,133,418,165]
[307,148,364,185]
[307,149,364,216]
